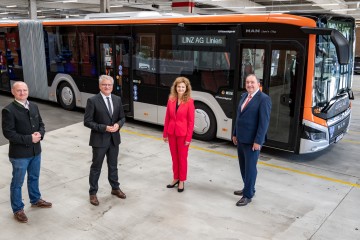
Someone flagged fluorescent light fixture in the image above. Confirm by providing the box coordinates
[332,8,357,11]
[69,14,80,17]
[37,16,46,18]
[61,0,78,3]
[0,12,9,15]
[110,5,123,8]
[244,6,266,9]
[270,10,290,13]
[312,3,339,6]
[6,5,17,8]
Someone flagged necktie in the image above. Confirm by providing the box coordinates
[106,97,112,115]
[241,95,252,111]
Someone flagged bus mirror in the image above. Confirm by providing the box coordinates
[330,30,349,65]
[301,27,349,65]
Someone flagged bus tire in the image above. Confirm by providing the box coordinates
[193,102,217,141]
[58,82,76,110]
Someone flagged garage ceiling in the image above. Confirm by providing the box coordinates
[0,0,359,21]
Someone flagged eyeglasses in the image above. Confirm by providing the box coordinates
[101,84,113,87]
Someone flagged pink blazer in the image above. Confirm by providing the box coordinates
[163,98,195,142]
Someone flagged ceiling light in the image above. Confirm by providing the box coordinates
[61,0,78,3]
[270,11,290,13]
[244,6,266,9]
[6,5,17,8]
[332,8,357,11]
[110,5,123,8]
[312,3,339,6]
[0,12,9,15]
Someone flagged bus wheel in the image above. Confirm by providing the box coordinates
[58,82,76,110]
[193,102,216,141]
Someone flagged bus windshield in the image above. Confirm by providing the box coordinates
[313,19,354,108]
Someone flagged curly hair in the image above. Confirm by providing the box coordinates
[169,77,192,102]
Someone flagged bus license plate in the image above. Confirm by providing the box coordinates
[335,133,344,143]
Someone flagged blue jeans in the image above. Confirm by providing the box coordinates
[10,154,41,213]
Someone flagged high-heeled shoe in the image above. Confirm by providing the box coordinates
[166,180,179,188]
[178,182,185,192]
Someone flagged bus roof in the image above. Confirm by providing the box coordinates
[0,12,320,28]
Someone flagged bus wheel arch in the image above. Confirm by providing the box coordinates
[193,101,217,141]
[57,81,76,110]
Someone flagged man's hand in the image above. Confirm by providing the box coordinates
[106,124,120,133]
[32,132,42,143]
[252,143,261,151]
[232,136,238,145]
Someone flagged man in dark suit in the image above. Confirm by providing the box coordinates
[232,74,271,206]
[2,82,52,223]
[84,75,126,206]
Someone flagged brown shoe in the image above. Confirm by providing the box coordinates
[111,189,126,199]
[14,210,28,223]
[31,199,52,208]
[90,195,99,206]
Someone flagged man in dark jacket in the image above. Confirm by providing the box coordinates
[232,74,272,207]
[2,82,52,223]
[84,75,126,206]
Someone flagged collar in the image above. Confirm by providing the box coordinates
[248,88,259,98]
[100,92,111,99]
[14,99,29,109]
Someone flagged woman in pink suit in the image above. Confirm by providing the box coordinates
[163,77,195,192]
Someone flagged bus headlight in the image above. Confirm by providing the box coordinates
[302,125,327,141]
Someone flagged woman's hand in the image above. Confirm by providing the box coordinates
[185,141,190,146]
[163,137,168,143]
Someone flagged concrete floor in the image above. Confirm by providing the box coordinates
[0,121,359,239]
[0,79,360,239]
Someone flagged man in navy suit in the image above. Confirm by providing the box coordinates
[84,75,126,206]
[232,74,271,206]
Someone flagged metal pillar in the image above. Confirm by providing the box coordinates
[29,0,37,19]
[100,0,110,13]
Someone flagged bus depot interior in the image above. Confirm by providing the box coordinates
[0,5,359,240]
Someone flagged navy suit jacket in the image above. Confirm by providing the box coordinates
[233,90,271,145]
[84,93,125,147]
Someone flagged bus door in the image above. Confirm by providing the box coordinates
[97,36,133,113]
[236,41,305,152]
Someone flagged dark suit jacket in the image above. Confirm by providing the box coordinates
[233,90,271,145]
[163,98,195,143]
[84,93,125,147]
[2,101,45,158]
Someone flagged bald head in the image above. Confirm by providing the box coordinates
[11,82,29,103]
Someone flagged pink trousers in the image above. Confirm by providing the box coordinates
[168,134,189,181]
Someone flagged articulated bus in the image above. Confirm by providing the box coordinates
[0,12,355,153]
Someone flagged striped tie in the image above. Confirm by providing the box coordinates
[241,95,252,111]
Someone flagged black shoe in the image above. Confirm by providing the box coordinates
[166,180,179,188]
[234,190,256,197]
[234,190,243,196]
[236,197,251,207]
[178,182,185,193]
